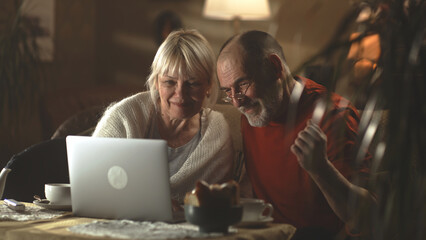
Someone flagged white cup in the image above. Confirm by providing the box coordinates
[45,183,71,205]
[240,198,274,222]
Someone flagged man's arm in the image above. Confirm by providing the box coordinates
[290,120,376,225]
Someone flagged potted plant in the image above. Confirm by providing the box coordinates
[0,0,45,162]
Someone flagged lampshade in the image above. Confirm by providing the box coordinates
[203,0,271,21]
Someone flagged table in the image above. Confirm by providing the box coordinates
[0,202,296,240]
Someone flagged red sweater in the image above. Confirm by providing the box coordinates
[242,77,370,234]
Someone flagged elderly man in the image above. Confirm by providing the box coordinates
[217,30,374,236]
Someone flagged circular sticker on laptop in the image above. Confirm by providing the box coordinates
[107,166,128,190]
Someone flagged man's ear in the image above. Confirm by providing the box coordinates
[268,54,283,78]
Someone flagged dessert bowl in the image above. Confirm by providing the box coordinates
[184,205,242,233]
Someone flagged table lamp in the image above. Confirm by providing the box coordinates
[202,0,271,34]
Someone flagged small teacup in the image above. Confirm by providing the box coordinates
[240,198,273,222]
[45,183,71,205]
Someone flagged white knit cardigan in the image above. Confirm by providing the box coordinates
[92,92,234,201]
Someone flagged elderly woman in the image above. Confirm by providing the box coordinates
[92,29,234,202]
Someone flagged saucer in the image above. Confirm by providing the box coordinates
[184,205,243,233]
[33,200,72,211]
[234,217,273,228]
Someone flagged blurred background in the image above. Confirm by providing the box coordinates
[0,0,353,165]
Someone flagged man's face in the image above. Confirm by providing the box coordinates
[217,46,282,127]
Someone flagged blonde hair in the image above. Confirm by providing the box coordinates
[146,29,217,108]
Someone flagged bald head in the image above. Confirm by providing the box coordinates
[218,30,291,90]
[219,31,286,68]
[217,37,244,79]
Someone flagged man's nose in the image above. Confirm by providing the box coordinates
[231,89,243,107]
[228,88,241,107]
[232,98,242,108]
[231,92,244,108]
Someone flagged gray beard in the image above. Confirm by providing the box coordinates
[239,92,282,127]
[239,99,270,127]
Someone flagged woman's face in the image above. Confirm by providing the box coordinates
[157,72,209,120]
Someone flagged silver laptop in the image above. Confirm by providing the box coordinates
[66,136,179,222]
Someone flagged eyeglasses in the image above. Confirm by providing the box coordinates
[221,82,253,103]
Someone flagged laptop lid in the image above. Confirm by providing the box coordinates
[66,136,174,221]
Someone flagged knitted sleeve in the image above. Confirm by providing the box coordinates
[92,92,153,138]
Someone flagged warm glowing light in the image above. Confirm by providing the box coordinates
[203,0,271,21]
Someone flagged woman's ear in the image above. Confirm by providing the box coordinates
[269,54,283,78]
